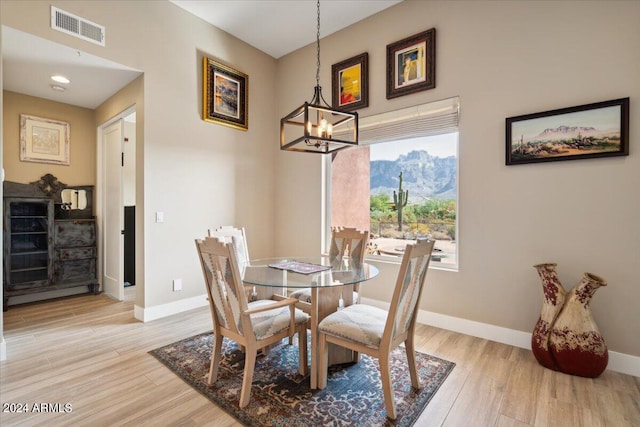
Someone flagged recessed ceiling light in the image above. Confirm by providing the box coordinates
[51,75,70,84]
[50,84,66,92]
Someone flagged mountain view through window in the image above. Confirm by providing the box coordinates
[331,132,458,267]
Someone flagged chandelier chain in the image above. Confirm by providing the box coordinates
[316,0,321,87]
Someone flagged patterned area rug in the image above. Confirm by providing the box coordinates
[149,332,455,426]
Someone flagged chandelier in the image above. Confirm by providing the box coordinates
[280,0,359,154]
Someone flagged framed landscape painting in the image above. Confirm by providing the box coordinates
[203,57,248,130]
[332,52,368,111]
[506,98,629,165]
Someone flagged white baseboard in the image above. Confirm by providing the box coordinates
[128,293,639,377]
[134,294,209,322]
[360,297,640,378]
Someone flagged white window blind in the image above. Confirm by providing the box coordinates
[337,96,460,145]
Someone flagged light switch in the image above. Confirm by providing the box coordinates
[156,211,164,223]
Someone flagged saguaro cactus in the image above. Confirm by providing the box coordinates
[393,171,409,231]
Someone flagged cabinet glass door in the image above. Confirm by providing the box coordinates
[6,200,53,286]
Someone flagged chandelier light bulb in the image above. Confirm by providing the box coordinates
[51,75,71,84]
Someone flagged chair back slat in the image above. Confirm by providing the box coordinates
[384,239,435,345]
[208,226,250,271]
[196,237,249,336]
[329,227,369,266]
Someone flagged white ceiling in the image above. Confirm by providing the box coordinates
[170,0,402,59]
[2,26,142,110]
[1,1,401,109]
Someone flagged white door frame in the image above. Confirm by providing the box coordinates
[96,105,136,300]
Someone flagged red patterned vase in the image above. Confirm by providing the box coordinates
[532,263,566,371]
[549,272,608,378]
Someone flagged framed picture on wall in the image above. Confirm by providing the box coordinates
[332,52,368,111]
[506,97,630,165]
[20,114,70,165]
[386,28,436,99]
[203,56,248,130]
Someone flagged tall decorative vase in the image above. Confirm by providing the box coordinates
[549,272,608,378]
[532,263,566,371]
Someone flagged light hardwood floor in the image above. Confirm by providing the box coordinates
[1,288,638,426]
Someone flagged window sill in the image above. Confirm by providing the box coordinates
[365,254,458,272]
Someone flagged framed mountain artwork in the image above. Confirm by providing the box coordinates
[506,98,629,165]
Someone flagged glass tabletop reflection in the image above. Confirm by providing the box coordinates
[242,256,379,289]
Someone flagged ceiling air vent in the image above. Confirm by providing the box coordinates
[51,6,105,46]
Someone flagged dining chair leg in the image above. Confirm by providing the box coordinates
[208,333,223,384]
[317,333,329,389]
[239,349,258,408]
[298,327,308,376]
[379,353,397,420]
[405,335,421,389]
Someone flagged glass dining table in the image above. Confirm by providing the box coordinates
[242,256,379,389]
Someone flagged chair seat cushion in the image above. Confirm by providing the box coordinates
[248,299,309,341]
[290,288,360,304]
[318,304,387,349]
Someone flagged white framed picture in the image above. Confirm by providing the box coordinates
[20,114,70,165]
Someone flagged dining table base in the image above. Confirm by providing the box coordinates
[268,284,356,389]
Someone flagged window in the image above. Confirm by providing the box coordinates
[329,97,459,269]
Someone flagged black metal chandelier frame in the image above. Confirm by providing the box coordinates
[280,0,359,154]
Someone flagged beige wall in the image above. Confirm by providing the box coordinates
[276,1,640,357]
[1,1,278,311]
[3,91,96,186]
[1,0,638,363]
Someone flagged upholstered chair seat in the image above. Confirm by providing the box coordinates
[317,304,386,349]
[248,299,310,340]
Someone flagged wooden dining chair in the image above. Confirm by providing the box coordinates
[195,236,309,408]
[290,227,369,310]
[317,239,435,420]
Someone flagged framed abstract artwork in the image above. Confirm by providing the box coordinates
[203,56,248,130]
[386,28,436,99]
[332,52,368,111]
[20,114,70,165]
[506,98,629,165]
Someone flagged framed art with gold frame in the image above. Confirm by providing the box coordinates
[386,28,436,99]
[203,57,248,130]
[332,52,368,111]
[20,114,70,165]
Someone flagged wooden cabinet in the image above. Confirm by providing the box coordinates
[3,175,98,310]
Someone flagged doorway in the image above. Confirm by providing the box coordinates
[98,107,136,301]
